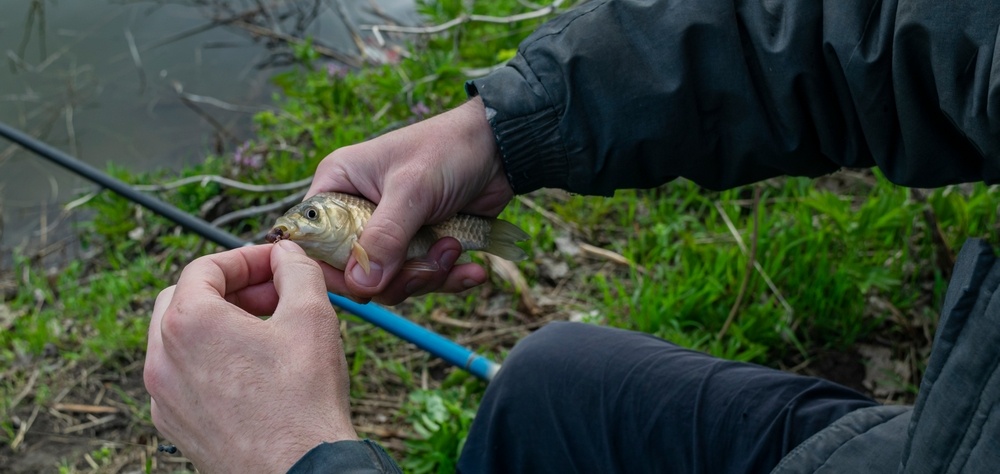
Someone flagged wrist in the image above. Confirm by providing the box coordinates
[459,96,503,168]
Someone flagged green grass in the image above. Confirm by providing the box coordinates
[3,0,1000,471]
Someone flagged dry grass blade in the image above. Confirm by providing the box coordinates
[718,186,761,340]
[713,200,794,319]
[578,242,648,275]
[62,414,117,435]
[53,403,120,415]
[10,404,40,451]
[486,254,539,315]
[431,308,477,329]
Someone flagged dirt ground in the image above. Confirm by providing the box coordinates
[1,211,928,472]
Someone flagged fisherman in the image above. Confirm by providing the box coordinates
[143,0,1000,472]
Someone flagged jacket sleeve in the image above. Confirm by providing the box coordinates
[286,440,402,474]
[466,0,1000,195]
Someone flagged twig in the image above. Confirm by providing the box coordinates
[254,0,284,35]
[10,404,40,452]
[515,195,585,238]
[64,103,77,158]
[172,88,275,114]
[718,186,761,340]
[171,81,238,146]
[487,254,539,315]
[456,317,551,347]
[293,0,324,34]
[107,6,264,64]
[211,189,307,227]
[27,11,121,73]
[578,242,648,275]
[714,200,794,318]
[231,19,362,67]
[364,0,565,37]
[123,28,146,94]
[53,403,120,415]
[16,0,44,63]
[356,424,411,439]
[910,189,955,278]
[134,174,312,193]
[9,368,41,410]
[365,0,401,24]
[62,414,117,434]
[431,309,477,329]
[332,0,367,58]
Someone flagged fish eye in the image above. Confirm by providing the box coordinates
[305,207,319,220]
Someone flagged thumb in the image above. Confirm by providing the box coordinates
[346,190,431,297]
[270,240,337,325]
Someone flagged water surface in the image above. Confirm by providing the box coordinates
[0,0,416,259]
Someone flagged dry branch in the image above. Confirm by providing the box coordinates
[211,189,306,227]
[53,403,120,415]
[62,414,117,434]
[134,174,311,193]
[231,19,362,67]
[364,0,566,39]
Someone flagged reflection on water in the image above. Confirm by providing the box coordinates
[0,0,416,259]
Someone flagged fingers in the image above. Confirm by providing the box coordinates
[319,238,487,305]
[371,238,487,305]
[306,144,373,200]
[144,285,176,399]
[173,245,275,302]
[344,183,433,297]
[270,240,338,329]
[224,281,279,316]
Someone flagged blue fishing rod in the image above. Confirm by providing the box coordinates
[0,121,501,381]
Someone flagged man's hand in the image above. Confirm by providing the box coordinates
[144,241,356,473]
[307,96,514,305]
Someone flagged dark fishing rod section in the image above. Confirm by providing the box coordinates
[0,120,501,381]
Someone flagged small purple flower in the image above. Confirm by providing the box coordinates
[325,62,349,79]
[234,141,264,169]
[410,102,430,120]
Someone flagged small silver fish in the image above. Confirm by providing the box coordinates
[265,192,529,273]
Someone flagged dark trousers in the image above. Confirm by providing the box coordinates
[457,322,878,473]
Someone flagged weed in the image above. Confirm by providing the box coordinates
[3,0,999,470]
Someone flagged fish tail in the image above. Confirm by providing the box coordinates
[486,219,529,261]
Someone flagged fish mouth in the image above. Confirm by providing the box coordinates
[265,224,290,243]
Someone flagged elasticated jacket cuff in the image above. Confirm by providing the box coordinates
[287,439,402,474]
[466,68,569,195]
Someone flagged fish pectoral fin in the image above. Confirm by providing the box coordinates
[402,258,441,273]
[351,241,371,275]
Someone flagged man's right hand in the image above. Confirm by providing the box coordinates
[307,97,514,305]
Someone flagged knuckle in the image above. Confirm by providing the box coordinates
[159,303,199,347]
[143,359,162,396]
[367,220,410,255]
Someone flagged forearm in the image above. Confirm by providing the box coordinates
[468,0,1000,195]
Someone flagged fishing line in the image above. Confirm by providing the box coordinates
[0,121,502,382]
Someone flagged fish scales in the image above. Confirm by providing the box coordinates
[265,192,529,271]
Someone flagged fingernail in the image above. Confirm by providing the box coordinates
[350,261,383,288]
[276,239,304,254]
[441,250,460,270]
[461,278,479,289]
